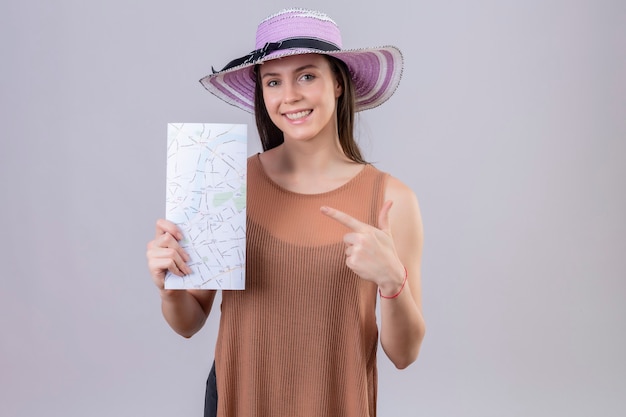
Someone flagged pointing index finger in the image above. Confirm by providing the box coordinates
[320,206,368,232]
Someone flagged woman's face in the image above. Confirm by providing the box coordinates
[259,54,343,144]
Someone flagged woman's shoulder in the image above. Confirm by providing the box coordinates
[247,152,263,172]
[382,173,421,218]
[357,164,418,205]
[384,174,414,196]
[382,174,423,254]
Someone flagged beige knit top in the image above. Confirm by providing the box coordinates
[215,154,389,417]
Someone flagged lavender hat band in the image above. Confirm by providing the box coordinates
[212,38,341,74]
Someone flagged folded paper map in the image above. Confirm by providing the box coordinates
[164,123,246,290]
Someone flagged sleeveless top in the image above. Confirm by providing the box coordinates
[215,154,389,417]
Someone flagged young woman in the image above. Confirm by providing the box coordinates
[146,8,426,417]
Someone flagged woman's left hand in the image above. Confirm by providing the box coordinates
[320,201,405,290]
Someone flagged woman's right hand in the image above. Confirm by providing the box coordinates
[146,219,193,290]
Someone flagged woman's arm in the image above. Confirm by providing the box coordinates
[146,219,217,338]
[158,289,217,338]
[378,176,426,369]
[320,176,426,369]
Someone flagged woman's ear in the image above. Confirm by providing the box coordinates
[335,77,343,98]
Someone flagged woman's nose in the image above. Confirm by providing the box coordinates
[282,81,302,104]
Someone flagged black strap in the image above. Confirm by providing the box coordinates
[212,37,341,73]
[204,360,217,417]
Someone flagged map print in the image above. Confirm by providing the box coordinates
[164,123,246,290]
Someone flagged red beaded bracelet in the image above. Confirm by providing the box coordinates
[379,266,408,299]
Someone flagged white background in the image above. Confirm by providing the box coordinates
[1,1,624,416]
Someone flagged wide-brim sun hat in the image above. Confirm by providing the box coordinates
[200,8,403,114]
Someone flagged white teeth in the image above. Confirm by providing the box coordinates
[285,110,311,120]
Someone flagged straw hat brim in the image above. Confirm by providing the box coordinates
[200,46,403,114]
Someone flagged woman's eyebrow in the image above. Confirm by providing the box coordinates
[261,64,318,79]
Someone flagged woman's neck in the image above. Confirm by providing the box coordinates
[259,140,364,194]
[278,139,346,173]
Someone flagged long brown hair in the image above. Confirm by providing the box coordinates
[253,55,365,163]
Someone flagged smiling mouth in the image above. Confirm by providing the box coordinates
[284,110,312,120]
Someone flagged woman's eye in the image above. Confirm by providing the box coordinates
[266,80,279,87]
[300,74,315,81]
